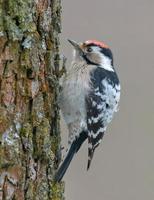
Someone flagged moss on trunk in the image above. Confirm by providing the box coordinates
[0,0,64,199]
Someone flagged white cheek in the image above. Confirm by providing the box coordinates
[90,46,114,72]
[99,54,114,72]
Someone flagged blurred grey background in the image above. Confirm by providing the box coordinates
[60,0,154,199]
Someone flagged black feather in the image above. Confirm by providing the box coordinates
[54,131,88,182]
[87,147,95,170]
[85,67,119,169]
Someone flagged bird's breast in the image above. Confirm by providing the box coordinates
[59,64,96,125]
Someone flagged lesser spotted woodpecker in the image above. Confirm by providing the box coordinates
[55,39,121,182]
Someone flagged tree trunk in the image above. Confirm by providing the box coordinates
[0,0,64,199]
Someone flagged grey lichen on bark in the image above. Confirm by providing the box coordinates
[0,0,64,199]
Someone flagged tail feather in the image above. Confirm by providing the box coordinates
[54,131,87,182]
[87,147,95,170]
[54,142,76,182]
[87,132,105,170]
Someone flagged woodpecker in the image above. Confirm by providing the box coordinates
[55,39,120,182]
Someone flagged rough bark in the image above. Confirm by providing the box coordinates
[0,0,64,199]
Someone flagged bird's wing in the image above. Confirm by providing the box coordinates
[86,78,106,170]
[86,67,120,169]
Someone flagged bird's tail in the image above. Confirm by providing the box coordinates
[54,131,88,182]
[87,131,104,170]
[87,147,96,170]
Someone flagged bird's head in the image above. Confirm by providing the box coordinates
[68,39,114,71]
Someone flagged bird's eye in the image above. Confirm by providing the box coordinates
[87,47,93,52]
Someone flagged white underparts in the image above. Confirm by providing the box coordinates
[59,62,96,144]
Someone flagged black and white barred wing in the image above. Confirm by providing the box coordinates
[86,87,105,170]
[86,77,120,170]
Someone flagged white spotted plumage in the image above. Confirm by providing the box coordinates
[55,39,120,182]
[86,67,120,169]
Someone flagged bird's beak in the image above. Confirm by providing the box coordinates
[67,39,83,53]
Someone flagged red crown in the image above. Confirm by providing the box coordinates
[85,40,109,49]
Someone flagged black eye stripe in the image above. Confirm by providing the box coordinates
[82,54,99,66]
[100,48,113,65]
[86,44,113,64]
